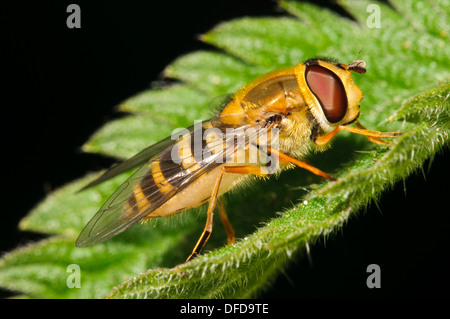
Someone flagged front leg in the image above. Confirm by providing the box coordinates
[314,121,401,146]
[186,165,270,262]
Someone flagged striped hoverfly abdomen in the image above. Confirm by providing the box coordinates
[77,58,401,261]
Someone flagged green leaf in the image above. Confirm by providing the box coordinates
[106,83,450,299]
[164,51,267,95]
[202,17,325,67]
[83,85,213,158]
[1,0,449,298]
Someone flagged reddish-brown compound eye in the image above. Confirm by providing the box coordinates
[305,65,348,123]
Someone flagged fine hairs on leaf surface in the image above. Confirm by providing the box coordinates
[1,0,449,298]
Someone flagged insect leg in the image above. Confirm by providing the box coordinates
[314,123,401,146]
[217,198,235,245]
[187,167,226,262]
[313,127,341,146]
[186,165,269,262]
[268,148,336,181]
[354,121,395,145]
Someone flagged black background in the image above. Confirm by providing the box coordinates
[2,0,449,299]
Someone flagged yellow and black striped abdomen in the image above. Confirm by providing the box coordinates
[124,121,236,220]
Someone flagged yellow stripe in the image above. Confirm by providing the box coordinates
[177,134,201,172]
[151,160,174,194]
[134,184,152,211]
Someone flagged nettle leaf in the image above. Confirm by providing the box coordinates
[1,0,449,298]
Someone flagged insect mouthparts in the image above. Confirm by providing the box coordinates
[264,113,283,127]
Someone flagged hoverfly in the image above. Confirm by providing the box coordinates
[76,58,401,261]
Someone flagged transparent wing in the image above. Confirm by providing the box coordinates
[76,116,269,247]
[80,135,177,191]
[76,161,192,246]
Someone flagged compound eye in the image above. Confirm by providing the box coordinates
[305,65,348,123]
